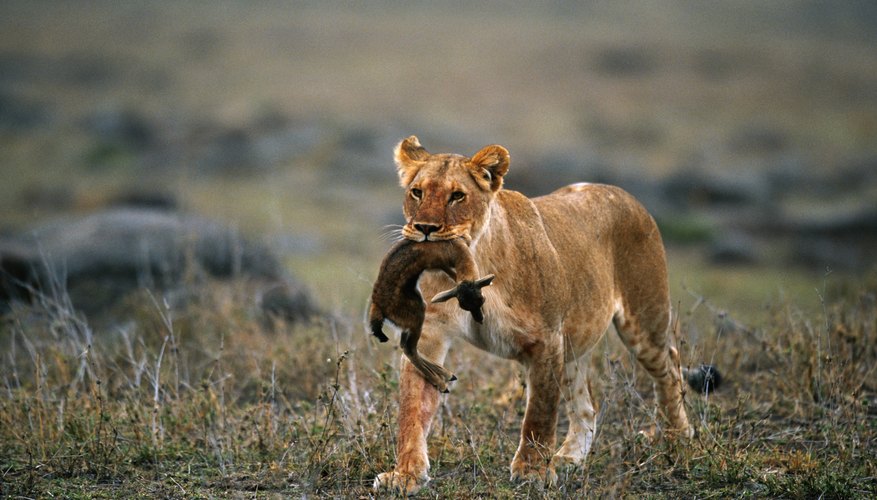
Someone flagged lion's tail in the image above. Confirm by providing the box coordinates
[683,364,722,394]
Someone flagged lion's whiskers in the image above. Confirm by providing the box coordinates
[380,225,405,243]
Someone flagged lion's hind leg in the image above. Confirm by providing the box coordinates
[613,305,692,438]
[553,358,597,467]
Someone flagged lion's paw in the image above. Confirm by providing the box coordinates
[636,423,694,442]
[509,458,557,486]
[551,451,585,470]
[373,470,428,496]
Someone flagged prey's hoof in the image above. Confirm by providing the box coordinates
[374,470,428,496]
[370,321,389,343]
[434,373,457,392]
[411,358,457,393]
[426,375,455,394]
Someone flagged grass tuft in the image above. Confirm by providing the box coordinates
[1,272,875,497]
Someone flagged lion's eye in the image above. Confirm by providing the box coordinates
[411,188,422,199]
[450,191,465,202]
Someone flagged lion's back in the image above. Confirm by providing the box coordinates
[533,183,660,252]
[532,182,668,302]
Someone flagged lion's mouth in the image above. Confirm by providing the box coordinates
[402,225,469,243]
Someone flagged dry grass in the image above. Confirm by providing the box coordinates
[1,264,874,498]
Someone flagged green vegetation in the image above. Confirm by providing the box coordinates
[656,215,715,245]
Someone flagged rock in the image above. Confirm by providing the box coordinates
[662,168,769,208]
[17,185,76,211]
[83,108,156,150]
[806,158,877,198]
[190,115,327,175]
[761,196,877,271]
[592,45,659,77]
[727,125,788,155]
[586,118,663,149]
[325,125,406,185]
[0,209,319,322]
[785,207,877,271]
[506,149,610,197]
[691,48,759,82]
[0,51,117,87]
[253,121,326,166]
[260,282,318,324]
[789,237,869,272]
[0,92,53,132]
[762,155,816,197]
[776,202,877,238]
[194,126,258,174]
[708,232,759,265]
[327,149,391,185]
[178,28,223,62]
[55,52,118,87]
[107,189,179,211]
[0,52,37,84]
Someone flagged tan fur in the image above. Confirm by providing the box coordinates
[374,137,692,494]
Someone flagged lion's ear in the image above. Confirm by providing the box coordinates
[470,144,510,191]
[394,136,429,186]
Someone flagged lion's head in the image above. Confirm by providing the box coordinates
[394,136,510,244]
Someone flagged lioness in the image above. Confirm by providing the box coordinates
[375,136,694,494]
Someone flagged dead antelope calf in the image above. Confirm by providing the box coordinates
[369,238,494,392]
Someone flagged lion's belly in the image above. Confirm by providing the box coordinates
[458,307,529,359]
[457,310,616,363]
[560,298,618,361]
[438,286,532,359]
[455,285,616,361]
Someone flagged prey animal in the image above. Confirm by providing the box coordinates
[369,238,494,392]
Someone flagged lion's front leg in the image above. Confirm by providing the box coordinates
[374,329,449,495]
[510,343,563,485]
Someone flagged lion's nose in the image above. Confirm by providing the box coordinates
[414,224,441,237]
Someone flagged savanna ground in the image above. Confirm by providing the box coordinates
[2,1,876,497]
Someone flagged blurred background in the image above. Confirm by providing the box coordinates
[2,0,876,321]
[4,4,877,496]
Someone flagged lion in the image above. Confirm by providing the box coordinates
[368,237,494,392]
[374,136,708,494]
